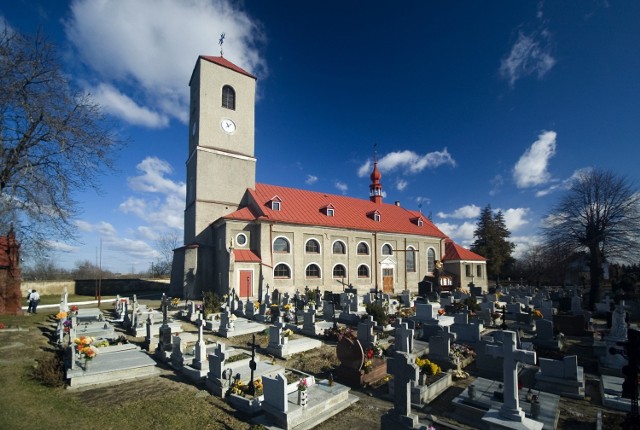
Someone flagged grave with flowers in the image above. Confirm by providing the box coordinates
[333,329,387,387]
[254,370,358,430]
[388,322,453,406]
[206,341,284,398]
[65,334,159,389]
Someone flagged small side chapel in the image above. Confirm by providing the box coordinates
[170,55,487,299]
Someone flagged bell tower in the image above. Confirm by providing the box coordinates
[184,55,257,245]
[172,54,256,299]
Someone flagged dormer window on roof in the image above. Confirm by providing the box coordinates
[322,204,335,217]
[412,216,424,227]
[269,195,282,211]
[368,210,381,222]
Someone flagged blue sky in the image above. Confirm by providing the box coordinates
[2,0,638,274]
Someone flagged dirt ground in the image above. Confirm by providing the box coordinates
[14,300,630,429]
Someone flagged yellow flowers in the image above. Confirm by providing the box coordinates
[55,311,68,320]
[282,329,293,337]
[171,297,180,307]
[283,304,292,310]
[532,309,543,319]
[415,356,441,376]
[363,360,373,373]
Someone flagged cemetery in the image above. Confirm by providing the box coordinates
[3,282,640,429]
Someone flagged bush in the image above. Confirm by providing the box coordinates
[31,350,65,387]
[366,302,388,326]
[203,291,222,315]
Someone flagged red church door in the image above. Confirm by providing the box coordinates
[239,270,253,298]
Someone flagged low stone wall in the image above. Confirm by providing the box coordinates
[22,278,169,297]
[74,278,169,296]
[22,280,75,297]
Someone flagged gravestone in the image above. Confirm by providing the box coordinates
[334,333,387,387]
[381,351,420,428]
[483,330,541,428]
[535,355,585,399]
[357,316,377,350]
[394,322,414,354]
[192,315,208,370]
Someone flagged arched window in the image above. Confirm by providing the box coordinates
[222,85,235,110]
[274,263,291,278]
[406,246,416,272]
[305,239,320,253]
[382,244,393,255]
[332,241,346,254]
[305,264,321,278]
[357,242,369,255]
[357,265,370,278]
[427,248,436,272]
[333,264,347,278]
[273,237,290,253]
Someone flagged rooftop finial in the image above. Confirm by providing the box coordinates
[374,143,378,164]
[219,32,226,56]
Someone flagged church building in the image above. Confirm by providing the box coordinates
[170,55,487,299]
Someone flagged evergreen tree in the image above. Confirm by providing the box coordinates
[470,205,515,284]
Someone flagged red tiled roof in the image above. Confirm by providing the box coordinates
[224,183,448,238]
[200,56,256,79]
[233,249,261,263]
[444,239,486,262]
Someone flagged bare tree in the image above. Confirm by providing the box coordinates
[151,231,179,277]
[544,168,640,308]
[0,28,122,256]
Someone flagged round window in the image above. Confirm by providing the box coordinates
[236,233,247,246]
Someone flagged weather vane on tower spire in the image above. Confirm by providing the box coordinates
[219,32,226,57]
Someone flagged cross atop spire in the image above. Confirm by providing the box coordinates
[219,32,226,56]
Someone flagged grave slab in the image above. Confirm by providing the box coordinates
[66,348,160,389]
[451,377,560,430]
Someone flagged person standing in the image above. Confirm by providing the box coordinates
[30,290,41,314]
[26,290,33,314]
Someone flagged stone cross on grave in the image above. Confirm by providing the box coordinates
[394,322,414,354]
[246,333,259,395]
[161,294,169,325]
[390,350,420,427]
[486,330,537,423]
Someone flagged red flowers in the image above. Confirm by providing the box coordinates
[367,348,374,359]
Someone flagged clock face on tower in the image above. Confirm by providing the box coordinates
[220,119,236,134]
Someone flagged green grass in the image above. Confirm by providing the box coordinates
[0,309,250,430]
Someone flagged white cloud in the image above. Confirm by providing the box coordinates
[436,221,476,245]
[44,240,80,253]
[335,181,348,194]
[89,83,169,128]
[358,160,372,177]
[305,175,318,185]
[535,167,591,197]
[396,179,408,191]
[128,157,186,195]
[499,207,530,232]
[358,148,456,177]
[119,157,186,230]
[437,204,481,220]
[73,220,117,236]
[489,174,504,196]
[64,0,266,127]
[513,131,557,188]
[500,28,556,87]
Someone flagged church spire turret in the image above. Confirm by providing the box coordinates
[369,145,383,204]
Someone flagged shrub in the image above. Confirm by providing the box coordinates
[366,302,388,326]
[203,291,222,315]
